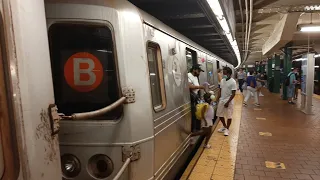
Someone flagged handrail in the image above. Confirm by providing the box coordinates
[113,157,131,180]
[64,97,127,120]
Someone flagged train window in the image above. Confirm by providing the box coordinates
[147,43,166,111]
[48,23,122,120]
[206,61,214,85]
[186,48,197,70]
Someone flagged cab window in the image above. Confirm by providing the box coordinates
[48,23,122,119]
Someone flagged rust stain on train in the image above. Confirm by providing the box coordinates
[36,109,59,163]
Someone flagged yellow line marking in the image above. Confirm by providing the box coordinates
[265,161,286,169]
[187,94,243,180]
[256,117,266,120]
[259,132,272,136]
[314,94,320,100]
[254,108,262,111]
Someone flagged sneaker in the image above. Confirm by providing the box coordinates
[254,103,260,107]
[259,93,264,97]
[224,129,229,136]
[204,144,211,149]
[218,127,226,133]
[243,102,247,107]
[288,101,295,105]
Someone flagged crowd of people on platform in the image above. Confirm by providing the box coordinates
[187,64,301,149]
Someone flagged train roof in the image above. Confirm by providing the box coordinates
[44,0,232,66]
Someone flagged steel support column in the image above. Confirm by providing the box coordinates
[273,54,281,93]
[282,46,292,100]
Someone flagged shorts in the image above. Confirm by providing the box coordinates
[287,85,295,98]
[257,81,262,88]
[216,101,233,119]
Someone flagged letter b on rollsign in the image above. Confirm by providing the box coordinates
[64,52,103,92]
[74,58,96,86]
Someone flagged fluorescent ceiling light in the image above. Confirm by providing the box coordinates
[315,66,319,68]
[299,25,320,32]
[206,0,241,68]
[293,58,306,61]
[304,5,320,11]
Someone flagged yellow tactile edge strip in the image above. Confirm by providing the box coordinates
[181,93,243,180]
[313,94,320,100]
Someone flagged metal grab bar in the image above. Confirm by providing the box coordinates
[113,157,131,180]
[65,97,127,120]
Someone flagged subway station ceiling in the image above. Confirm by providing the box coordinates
[234,0,320,65]
[129,0,238,66]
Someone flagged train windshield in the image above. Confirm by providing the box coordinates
[48,23,122,120]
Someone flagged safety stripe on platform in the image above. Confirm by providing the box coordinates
[181,94,243,180]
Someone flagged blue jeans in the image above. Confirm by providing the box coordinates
[287,85,295,98]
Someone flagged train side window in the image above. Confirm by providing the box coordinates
[147,43,166,111]
[48,23,122,120]
[206,61,214,85]
[186,48,197,70]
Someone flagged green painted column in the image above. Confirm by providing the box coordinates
[273,54,281,93]
[282,46,292,100]
[267,58,272,91]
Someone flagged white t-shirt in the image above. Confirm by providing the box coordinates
[219,78,237,104]
[188,73,200,94]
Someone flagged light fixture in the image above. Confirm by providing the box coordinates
[206,0,241,68]
[299,24,320,32]
[315,54,320,58]
[293,58,306,61]
[315,66,319,68]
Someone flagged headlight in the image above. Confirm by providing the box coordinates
[61,154,81,179]
[88,154,113,179]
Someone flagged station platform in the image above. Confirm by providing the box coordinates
[181,89,320,180]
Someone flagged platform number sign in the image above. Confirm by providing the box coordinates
[64,52,103,92]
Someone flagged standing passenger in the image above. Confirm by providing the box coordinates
[188,64,205,132]
[237,68,246,93]
[216,67,237,136]
[287,68,298,104]
[243,71,260,107]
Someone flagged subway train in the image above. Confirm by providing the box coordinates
[0,0,234,179]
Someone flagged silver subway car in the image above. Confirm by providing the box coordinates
[45,0,233,179]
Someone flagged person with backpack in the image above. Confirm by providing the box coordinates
[243,71,260,107]
[191,93,216,149]
[286,68,298,104]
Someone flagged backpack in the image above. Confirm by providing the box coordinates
[195,103,209,120]
[285,73,293,86]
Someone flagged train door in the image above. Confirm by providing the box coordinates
[206,57,214,88]
[0,8,19,180]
